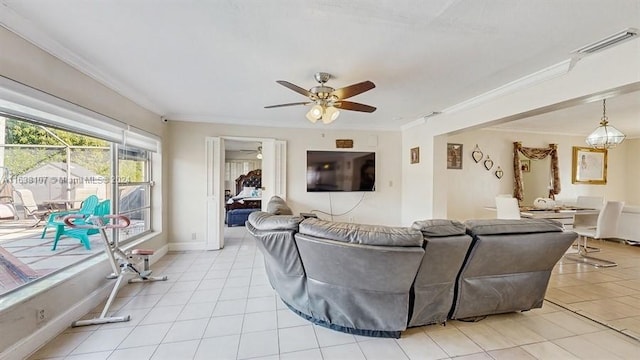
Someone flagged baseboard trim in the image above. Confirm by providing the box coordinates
[151,244,169,263]
[1,281,112,360]
[168,242,205,252]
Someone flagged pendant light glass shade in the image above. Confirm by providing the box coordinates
[306,105,323,123]
[322,106,340,124]
[585,99,626,149]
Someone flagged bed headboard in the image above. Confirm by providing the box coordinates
[235,169,262,194]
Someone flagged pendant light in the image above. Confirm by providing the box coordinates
[585,99,626,149]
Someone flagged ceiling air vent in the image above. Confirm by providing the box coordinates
[573,28,638,55]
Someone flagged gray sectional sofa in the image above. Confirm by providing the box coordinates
[246,196,577,338]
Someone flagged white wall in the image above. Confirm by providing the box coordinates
[0,26,165,358]
[445,129,632,221]
[624,139,640,205]
[167,122,402,248]
[401,39,640,225]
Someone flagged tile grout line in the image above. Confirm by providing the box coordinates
[543,298,640,343]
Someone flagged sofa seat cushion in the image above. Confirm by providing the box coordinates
[248,211,303,231]
[412,219,466,237]
[299,218,422,247]
[465,218,564,235]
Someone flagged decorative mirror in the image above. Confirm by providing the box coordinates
[513,142,560,202]
[483,156,494,170]
[471,144,483,163]
[495,166,503,179]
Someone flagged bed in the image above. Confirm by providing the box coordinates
[225,169,262,211]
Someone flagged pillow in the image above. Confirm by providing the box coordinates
[267,196,293,215]
[249,188,262,198]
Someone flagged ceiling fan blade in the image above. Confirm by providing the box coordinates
[331,81,375,100]
[335,101,377,113]
[276,80,313,97]
[264,101,310,109]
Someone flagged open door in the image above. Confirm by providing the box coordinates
[205,137,225,250]
[205,137,286,250]
[259,139,287,208]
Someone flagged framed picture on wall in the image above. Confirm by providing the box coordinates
[572,146,607,184]
[521,159,531,173]
[410,147,420,164]
[447,143,463,169]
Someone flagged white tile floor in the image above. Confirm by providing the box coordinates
[30,227,640,359]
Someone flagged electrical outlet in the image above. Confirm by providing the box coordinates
[36,308,46,323]
[191,232,197,240]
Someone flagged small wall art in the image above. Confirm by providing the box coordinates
[471,144,483,163]
[521,159,531,173]
[447,143,463,169]
[483,155,494,170]
[410,147,420,164]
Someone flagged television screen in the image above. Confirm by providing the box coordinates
[306,151,376,192]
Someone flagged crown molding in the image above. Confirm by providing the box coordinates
[0,7,164,116]
[442,59,572,114]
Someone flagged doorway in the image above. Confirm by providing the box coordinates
[205,136,286,250]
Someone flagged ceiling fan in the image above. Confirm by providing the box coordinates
[265,72,376,124]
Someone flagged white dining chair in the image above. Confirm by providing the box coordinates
[573,196,605,252]
[566,201,624,267]
[495,196,521,220]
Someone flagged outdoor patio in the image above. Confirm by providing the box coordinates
[0,219,145,294]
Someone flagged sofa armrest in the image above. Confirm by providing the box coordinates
[248,211,303,231]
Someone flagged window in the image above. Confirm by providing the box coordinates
[0,118,158,297]
[116,146,152,242]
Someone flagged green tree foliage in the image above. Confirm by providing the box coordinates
[3,118,110,177]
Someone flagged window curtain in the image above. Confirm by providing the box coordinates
[513,142,560,201]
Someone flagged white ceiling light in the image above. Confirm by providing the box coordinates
[305,104,323,123]
[256,146,263,159]
[322,106,340,124]
[586,99,626,149]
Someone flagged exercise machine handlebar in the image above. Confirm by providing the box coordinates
[63,214,131,229]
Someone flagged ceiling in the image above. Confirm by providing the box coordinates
[1,0,640,134]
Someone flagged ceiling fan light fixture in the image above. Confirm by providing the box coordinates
[306,104,323,123]
[322,106,340,124]
[266,72,376,124]
[585,99,626,149]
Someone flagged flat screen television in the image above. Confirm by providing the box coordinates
[306,150,376,192]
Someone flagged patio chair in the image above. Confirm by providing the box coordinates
[52,199,111,250]
[0,167,18,220]
[41,195,99,239]
[71,187,98,209]
[14,188,51,226]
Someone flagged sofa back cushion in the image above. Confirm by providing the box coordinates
[450,218,577,319]
[465,218,563,235]
[266,195,293,215]
[412,219,466,237]
[299,218,422,247]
